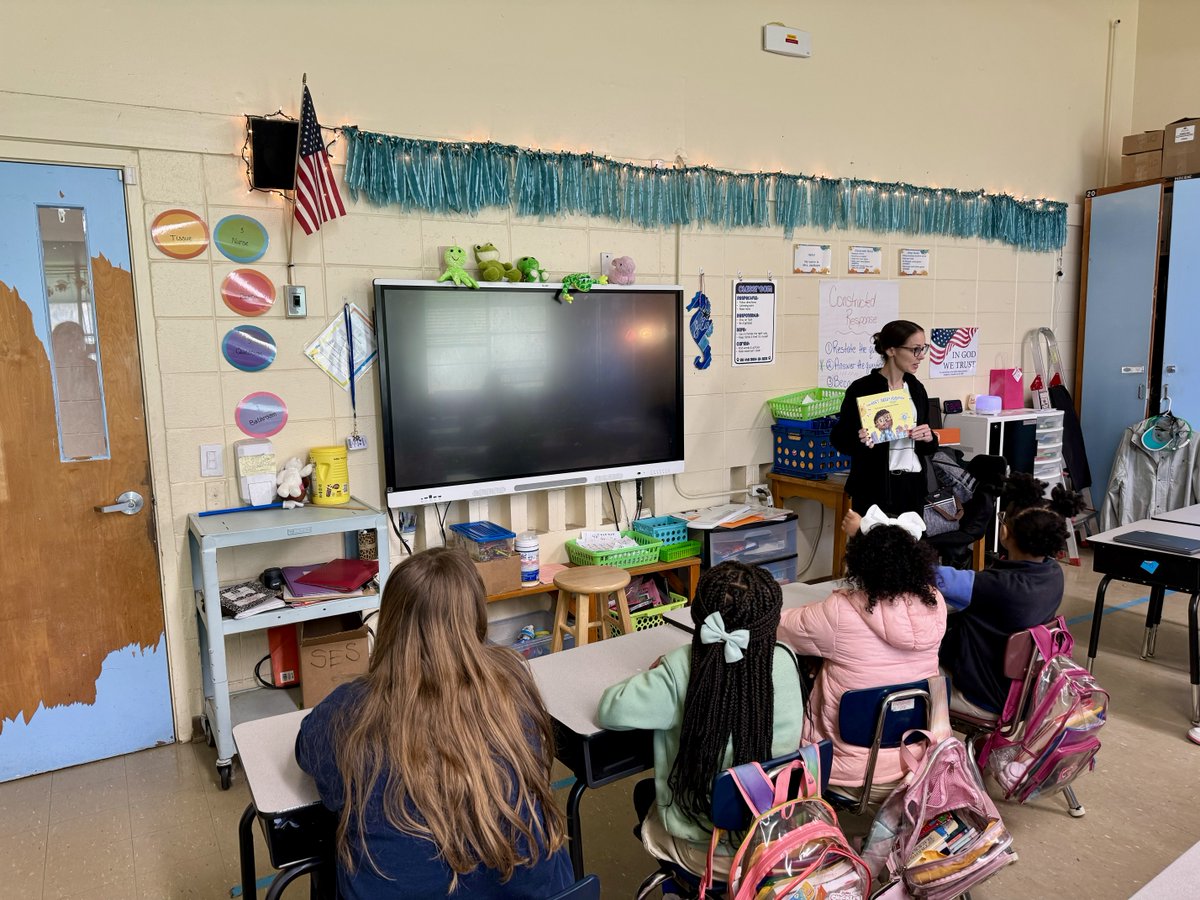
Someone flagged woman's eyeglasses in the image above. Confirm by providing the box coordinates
[901,344,931,357]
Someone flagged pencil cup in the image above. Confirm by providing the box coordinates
[309,446,350,506]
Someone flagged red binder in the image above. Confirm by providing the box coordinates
[296,558,379,592]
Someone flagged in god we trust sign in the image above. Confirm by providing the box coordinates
[928,326,980,378]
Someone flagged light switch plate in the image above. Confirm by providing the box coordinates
[200,443,224,477]
[284,284,307,318]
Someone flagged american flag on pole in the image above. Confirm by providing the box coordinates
[928,326,978,364]
[294,85,346,235]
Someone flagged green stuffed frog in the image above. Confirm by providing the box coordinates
[558,273,608,304]
[516,256,548,283]
[474,243,523,283]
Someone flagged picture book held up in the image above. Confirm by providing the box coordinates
[858,389,917,444]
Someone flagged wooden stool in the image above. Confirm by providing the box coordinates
[551,566,632,651]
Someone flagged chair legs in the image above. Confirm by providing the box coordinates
[1064,785,1086,818]
[635,871,674,900]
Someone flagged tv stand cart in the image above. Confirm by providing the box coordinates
[188,500,389,789]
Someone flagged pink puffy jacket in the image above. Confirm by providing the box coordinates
[777,588,946,788]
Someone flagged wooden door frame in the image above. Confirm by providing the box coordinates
[0,140,180,735]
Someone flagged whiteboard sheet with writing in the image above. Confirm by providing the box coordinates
[304,303,378,389]
[817,280,900,389]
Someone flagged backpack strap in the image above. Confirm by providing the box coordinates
[727,762,777,818]
[1031,616,1074,660]
[929,675,952,741]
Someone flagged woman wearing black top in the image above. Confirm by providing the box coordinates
[831,320,940,516]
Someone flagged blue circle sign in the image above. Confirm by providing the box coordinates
[222,325,277,372]
[214,214,269,263]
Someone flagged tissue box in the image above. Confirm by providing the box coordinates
[975,395,1002,415]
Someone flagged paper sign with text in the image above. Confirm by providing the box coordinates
[899,248,930,276]
[848,245,882,274]
[732,280,776,366]
[928,326,980,379]
[794,243,832,274]
[817,280,900,389]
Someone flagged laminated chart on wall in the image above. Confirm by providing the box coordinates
[304,302,377,389]
[732,279,776,366]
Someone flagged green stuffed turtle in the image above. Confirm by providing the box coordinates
[474,243,523,283]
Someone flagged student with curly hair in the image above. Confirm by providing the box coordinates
[596,561,806,877]
[935,472,1086,714]
[777,508,945,801]
[295,547,572,899]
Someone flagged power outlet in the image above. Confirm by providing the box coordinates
[748,483,773,504]
[205,482,227,511]
[600,252,614,279]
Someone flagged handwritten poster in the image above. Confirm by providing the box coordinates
[817,280,900,389]
[793,243,832,274]
[928,326,980,379]
[732,280,776,366]
[303,303,378,389]
[848,245,882,274]
[899,248,930,276]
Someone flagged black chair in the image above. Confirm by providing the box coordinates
[925,452,1008,569]
[550,874,601,899]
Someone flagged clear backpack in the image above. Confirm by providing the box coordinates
[860,678,1016,900]
[700,749,872,900]
[978,617,1108,803]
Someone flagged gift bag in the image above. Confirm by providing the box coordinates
[988,368,1024,410]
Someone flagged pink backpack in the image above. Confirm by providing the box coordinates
[860,679,1016,899]
[978,617,1108,803]
[700,749,872,900]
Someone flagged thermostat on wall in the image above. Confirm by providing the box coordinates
[763,23,811,58]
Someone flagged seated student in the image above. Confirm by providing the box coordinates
[596,561,806,877]
[935,472,1086,715]
[777,507,945,805]
[295,547,572,899]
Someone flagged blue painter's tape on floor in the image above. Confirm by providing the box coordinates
[1065,593,1159,627]
[552,775,576,791]
[228,874,276,897]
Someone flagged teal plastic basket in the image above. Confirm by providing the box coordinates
[632,515,689,545]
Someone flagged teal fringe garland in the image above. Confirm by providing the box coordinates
[340,126,1067,252]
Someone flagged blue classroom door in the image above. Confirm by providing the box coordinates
[1161,178,1200,417]
[0,161,173,780]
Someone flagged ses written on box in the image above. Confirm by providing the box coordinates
[299,613,369,708]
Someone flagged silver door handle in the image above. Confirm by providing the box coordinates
[95,491,144,515]
[1138,384,1145,399]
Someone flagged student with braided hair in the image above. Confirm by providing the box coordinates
[596,561,806,877]
[935,472,1086,715]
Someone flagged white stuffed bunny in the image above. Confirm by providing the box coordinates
[276,457,314,509]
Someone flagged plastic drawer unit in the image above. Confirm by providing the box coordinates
[691,512,799,584]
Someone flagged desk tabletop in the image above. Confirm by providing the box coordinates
[1088,518,1200,550]
[664,579,834,632]
[530,626,691,739]
[233,709,317,815]
[1152,505,1200,527]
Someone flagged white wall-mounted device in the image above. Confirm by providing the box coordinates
[763,23,811,58]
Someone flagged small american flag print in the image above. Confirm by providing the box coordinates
[929,327,978,364]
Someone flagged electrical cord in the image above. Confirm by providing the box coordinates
[388,506,412,555]
[606,482,621,530]
[671,473,752,501]
[437,502,450,545]
[794,506,826,580]
[254,655,285,690]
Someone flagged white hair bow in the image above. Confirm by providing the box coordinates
[699,611,751,663]
[860,504,926,540]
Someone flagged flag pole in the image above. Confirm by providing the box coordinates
[286,72,306,281]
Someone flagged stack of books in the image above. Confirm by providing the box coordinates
[281,559,378,606]
[907,811,980,866]
[218,581,286,620]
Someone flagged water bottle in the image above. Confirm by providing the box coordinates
[516,531,540,585]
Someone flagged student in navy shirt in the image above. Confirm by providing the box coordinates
[296,547,572,899]
[934,473,1086,713]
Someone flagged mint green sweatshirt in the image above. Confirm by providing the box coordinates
[595,643,806,845]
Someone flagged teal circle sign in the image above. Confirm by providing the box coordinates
[214,215,269,263]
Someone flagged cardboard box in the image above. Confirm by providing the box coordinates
[1122,130,1163,155]
[1121,151,1163,183]
[1163,118,1200,177]
[474,554,522,595]
[299,613,369,708]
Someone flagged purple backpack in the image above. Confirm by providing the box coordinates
[861,678,1016,899]
[978,617,1108,803]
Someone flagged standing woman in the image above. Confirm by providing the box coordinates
[831,320,939,516]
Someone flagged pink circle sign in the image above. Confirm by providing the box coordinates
[235,391,288,437]
[221,269,276,316]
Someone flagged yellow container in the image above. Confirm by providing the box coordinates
[309,445,350,506]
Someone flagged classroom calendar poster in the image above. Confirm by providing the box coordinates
[732,280,777,366]
[818,280,900,389]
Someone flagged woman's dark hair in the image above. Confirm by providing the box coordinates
[667,561,783,827]
[845,525,939,612]
[872,320,924,357]
[1001,472,1087,558]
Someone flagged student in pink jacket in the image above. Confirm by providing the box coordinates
[777,506,946,802]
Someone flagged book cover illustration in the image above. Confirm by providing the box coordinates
[857,389,917,444]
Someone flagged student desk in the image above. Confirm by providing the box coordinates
[232,710,334,900]
[663,579,834,632]
[767,473,851,580]
[530,623,692,879]
[1085,517,1200,725]
[1152,504,1200,527]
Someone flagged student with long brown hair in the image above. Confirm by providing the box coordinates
[296,547,572,898]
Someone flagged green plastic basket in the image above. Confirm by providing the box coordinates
[768,387,846,421]
[564,530,663,568]
[658,539,702,563]
[610,592,688,637]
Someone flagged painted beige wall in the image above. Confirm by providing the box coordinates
[0,0,1136,737]
[1132,0,1200,131]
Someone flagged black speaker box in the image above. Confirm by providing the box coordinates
[249,117,300,190]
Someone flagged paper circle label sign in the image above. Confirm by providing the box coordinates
[214,214,269,263]
[221,269,276,316]
[235,391,288,437]
[150,209,209,259]
[222,325,277,372]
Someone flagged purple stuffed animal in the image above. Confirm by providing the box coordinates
[609,256,637,285]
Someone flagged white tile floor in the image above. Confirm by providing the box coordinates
[3,549,1200,898]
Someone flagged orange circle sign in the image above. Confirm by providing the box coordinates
[151,209,209,259]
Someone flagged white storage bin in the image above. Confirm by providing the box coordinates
[704,519,799,567]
